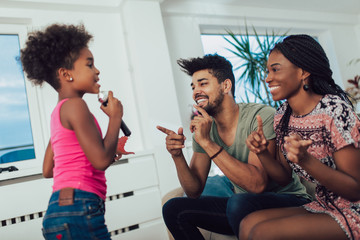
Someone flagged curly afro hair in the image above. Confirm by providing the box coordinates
[20,23,93,90]
[177,54,235,97]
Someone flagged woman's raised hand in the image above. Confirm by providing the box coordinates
[246,115,268,154]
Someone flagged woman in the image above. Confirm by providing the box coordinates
[242,34,360,240]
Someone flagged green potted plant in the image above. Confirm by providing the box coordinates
[223,25,287,108]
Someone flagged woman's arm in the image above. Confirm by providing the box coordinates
[253,141,292,186]
[285,135,360,201]
[246,115,292,186]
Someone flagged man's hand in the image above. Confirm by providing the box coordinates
[284,134,312,164]
[190,105,212,146]
[246,115,268,154]
[157,126,186,157]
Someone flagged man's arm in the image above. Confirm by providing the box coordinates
[157,126,211,198]
[176,151,211,198]
[200,139,272,193]
[190,105,272,193]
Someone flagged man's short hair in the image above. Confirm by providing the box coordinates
[177,54,235,97]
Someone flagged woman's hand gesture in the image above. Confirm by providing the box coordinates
[284,134,312,164]
[246,115,268,154]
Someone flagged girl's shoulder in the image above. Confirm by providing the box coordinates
[60,98,92,119]
[59,97,95,130]
[61,97,89,110]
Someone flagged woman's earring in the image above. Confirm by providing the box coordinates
[303,84,309,91]
[69,77,73,81]
[302,79,309,91]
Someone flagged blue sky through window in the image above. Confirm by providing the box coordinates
[0,34,34,160]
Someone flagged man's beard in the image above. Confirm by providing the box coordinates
[204,89,224,117]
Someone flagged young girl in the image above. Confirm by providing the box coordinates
[21,24,123,239]
[242,35,360,240]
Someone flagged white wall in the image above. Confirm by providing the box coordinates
[120,0,185,196]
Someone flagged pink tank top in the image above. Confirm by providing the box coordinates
[51,99,106,200]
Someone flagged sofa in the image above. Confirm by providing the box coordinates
[162,175,316,240]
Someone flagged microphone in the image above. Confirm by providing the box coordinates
[120,121,131,137]
[98,91,131,137]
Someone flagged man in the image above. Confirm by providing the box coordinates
[157,54,311,239]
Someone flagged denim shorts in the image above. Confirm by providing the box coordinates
[42,189,111,240]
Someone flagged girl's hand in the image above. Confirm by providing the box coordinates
[246,115,268,154]
[284,134,312,164]
[100,91,123,120]
[113,153,123,162]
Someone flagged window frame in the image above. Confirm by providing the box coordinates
[0,24,46,181]
[200,33,270,104]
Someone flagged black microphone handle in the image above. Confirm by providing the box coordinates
[121,120,131,137]
[102,100,131,137]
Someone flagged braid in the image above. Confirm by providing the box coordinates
[272,34,353,144]
[276,104,292,147]
[275,35,332,78]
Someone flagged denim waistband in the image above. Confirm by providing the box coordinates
[49,188,103,204]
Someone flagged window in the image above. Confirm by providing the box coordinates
[201,33,283,108]
[0,24,45,179]
[0,34,35,164]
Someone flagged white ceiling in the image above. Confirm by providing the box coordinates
[0,0,123,8]
[161,0,360,15]
[0,0,359,15]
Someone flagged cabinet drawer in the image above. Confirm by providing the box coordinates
[106,155,158,196]
[111,219,168,240]
[0,217,43,240]
[0,178,52,220]
[105,187,162,231]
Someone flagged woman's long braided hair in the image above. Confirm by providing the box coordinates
[273,35,352,144]
[273,35,355,240]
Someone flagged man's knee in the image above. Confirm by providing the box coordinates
[227,193,257,216]
[163,197,181,223]
[226,193,259,235]
[163,197,194,222]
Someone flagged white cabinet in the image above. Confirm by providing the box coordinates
[0,151,168,240]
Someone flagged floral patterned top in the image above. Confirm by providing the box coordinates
[274,94,360,240]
